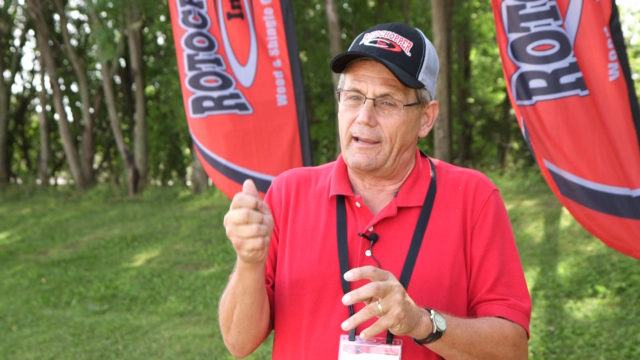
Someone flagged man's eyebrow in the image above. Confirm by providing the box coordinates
[343,87,402,99]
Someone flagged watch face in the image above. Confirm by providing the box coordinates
[434,312,447,331]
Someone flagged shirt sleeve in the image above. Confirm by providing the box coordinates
[263,177,281,324]
[467,189,532,337]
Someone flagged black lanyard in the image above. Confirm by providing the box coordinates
[337,157,437,343]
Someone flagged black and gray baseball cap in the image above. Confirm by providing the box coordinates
[330,22,439,99]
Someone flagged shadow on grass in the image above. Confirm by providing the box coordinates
[490,171,640,359]
[528,200,564,358]
[557,247,640,359]
[526,200,640,359]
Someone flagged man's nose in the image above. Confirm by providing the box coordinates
[355,98,377,125]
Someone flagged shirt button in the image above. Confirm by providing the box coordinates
[355,201,361,208]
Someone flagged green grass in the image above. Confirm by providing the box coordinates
[1,171,639,359]
[0,186,271,359]
[492,170,640,359]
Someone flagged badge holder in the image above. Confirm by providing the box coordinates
[338,335,402,360]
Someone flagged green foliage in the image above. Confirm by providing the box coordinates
[619,2,640,93]
[143,3,190,184]
[3,0,639,188]
[88,0,125,62]
[293,1,339,164]
[2,173,640,359]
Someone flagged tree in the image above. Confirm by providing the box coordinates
[89,0,150,196]
[27,0,89,190]
[325,0,342,89]
[90,5,139,196]
[453,0,473,166]
[189,150,208,194]
[10,71,36,181]
[325,0,342,153]
[431,0,453,162]
[36,53,51,186]
[0,0,27,185]
[53,0,97,186]
[1,0,564,192]
[126,0,148,190]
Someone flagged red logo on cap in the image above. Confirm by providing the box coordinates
[360,30,414,56]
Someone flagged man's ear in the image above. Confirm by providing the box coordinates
[418,101,439,139]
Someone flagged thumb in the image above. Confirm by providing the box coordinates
[242,179,260,196]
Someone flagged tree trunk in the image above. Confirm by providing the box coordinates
[54,0,95,186]
[89,7,139,196]
[0,4,25,185]
[499,90,513,171]
[455,20,472,166]
[100,60,139,197]
[375,0,388,24]
[325,0,341,88]
[27,0,88,191]
[190,150,208,194]
[0,74,9,185]
[431,0,452,162]
[401,0,410,23]
[325,0,342,155]
[128,2,148,191]
[37,61,51,186]
[14,89,34,176]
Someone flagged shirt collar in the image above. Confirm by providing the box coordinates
[329,149,433,208]
[329,154,353,197]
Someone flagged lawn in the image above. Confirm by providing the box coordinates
[1,171,638,359]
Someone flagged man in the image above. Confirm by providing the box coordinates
[220,22,531,359]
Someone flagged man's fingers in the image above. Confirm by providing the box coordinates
[340,301,396,339]
[226,222,272,239]
[230,181,270,216]
[242,179,260,197]
[341,298,417,340]
[230,192,261,210]
[342,267,396,306]
[344,266,391,283]
[341,300,379,330]
[342,281,386,306]
[340,266,419,339]
[225,207,265,226]
[359,319,396,340]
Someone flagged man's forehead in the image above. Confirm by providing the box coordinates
[343,60,409,94]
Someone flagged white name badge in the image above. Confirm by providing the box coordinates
[338,334,402,360]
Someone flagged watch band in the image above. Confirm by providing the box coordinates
[413,307,445,345]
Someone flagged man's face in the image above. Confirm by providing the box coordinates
[338,60,434,179]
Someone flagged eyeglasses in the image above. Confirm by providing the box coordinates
[335,88,422,116]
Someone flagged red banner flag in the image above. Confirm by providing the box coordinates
[169,0,312,198]
[492,0,640,259]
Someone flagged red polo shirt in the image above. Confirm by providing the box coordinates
[263,151,531,359]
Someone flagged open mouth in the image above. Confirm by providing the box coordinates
[353,136,379,145]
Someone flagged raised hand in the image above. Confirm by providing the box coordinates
[223,179,274,266]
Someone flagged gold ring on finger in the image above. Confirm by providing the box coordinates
[376,300,383,317]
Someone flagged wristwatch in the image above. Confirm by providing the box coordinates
[413,307,447,345]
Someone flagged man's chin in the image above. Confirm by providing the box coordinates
[343,155,381,173]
